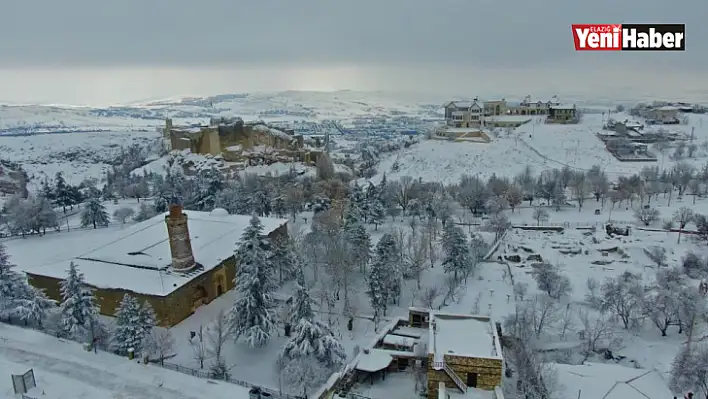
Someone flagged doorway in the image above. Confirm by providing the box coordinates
[466,373,478,388]
[217,284,223,296]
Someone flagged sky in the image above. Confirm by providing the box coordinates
[1,0,706,105]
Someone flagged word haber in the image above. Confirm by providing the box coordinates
[572,24,685,51]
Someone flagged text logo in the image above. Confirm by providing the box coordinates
[571,24,685,51]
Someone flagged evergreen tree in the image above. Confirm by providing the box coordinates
[58,262,100,341]
[111,294,143,355]
[230,215,277,347]
[40,179,55,201]
[270,236,298,284]
[366,252,389,318]
[374,233,402,302]
[343,206,371,272]
[134,203,155,222]
[365,185,386,230]
[282,272,346,369]
[0,243,53,324]
[54,172,74,213]
[138,301,157,338]
[442,223,470,281]
[80,198,110,229]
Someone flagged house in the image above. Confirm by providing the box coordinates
[425,311,503,399]
[443,99,486,128]
[24,205,288,327]
[553,362,674,399]
[648,106,680,124]
[547,104,578,123]
[483,100,507,116]
[507,95,561,116]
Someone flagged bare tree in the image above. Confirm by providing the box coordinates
[634,207,660,226]
[570,172,590,211]
[144,328,175,365]
[279,355,330,397]
[601,272,645,329]
[405,228,430,288]
[532,263,572,299]
[645,246,667,267]
[205,310,235,364]
[391,176,416,215]
[559,303,575,340]
[113,207,135,225]
[504,184,523,213]
[189,325,209,369]
[315,152,335,181]
[532,207,549,226]
[420,285,439,309]
[578,308,617,356]
[674,206,695,243]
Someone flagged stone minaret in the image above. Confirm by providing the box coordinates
[165,204,196,271]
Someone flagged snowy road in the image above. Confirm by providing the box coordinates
[0,324,249,399]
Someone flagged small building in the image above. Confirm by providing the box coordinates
[553,362,673,399]
[426,311,503,399]
[24,206,288,327]
[547,104,578,123]
[483,100,507,116]
[648,106,680,124]
[432,127,491,143]
[485,115,532,128]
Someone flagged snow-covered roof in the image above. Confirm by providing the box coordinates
[655,106,679,111]
[252,124,292,140]
[25,210,287,296]
[382,334,417,348]
[487,115,533,122]
[553,363,673,399]
[355,349,392,372]
[429,313,500,359]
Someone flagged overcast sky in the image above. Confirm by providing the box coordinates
[1,0,706,104]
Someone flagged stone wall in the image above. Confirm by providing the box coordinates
[26,260,235,327]
[426,353,502,399]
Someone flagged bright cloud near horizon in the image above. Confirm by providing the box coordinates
[1,0,706,105]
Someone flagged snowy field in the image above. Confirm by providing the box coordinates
[370,112,708,185]
[0,323,252,399]
[0,130,162,189]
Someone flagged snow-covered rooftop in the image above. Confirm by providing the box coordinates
[429,313,500,359]
[25,210,287,296]
[486,115,532,122]
[553,363,673,399]
[551,104,576,110]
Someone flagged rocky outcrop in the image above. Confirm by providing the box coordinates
[0,160,28,197]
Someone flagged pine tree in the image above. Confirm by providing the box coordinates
[80,197,110,229]
[343,207,370,272]
[40,179,55,201]
[366,186,386,230]
[230,215,277,347]
[134,203,155,222]
[0,243,53,324]
[270,236,297,284]
[111,294,143,355]
[374,233,402,303]
[442,223,470,281]
[282,273,346,369]
[54,172,73,213]
[58,262,100,341]
[138,301,157,338]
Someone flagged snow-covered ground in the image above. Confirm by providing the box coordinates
[370,112,708,184]
[0,130,162,189]
[0,323,253,399]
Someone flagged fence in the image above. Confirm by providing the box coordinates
[155,361,301,399]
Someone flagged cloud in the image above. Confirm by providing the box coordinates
[1,0,705,69]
